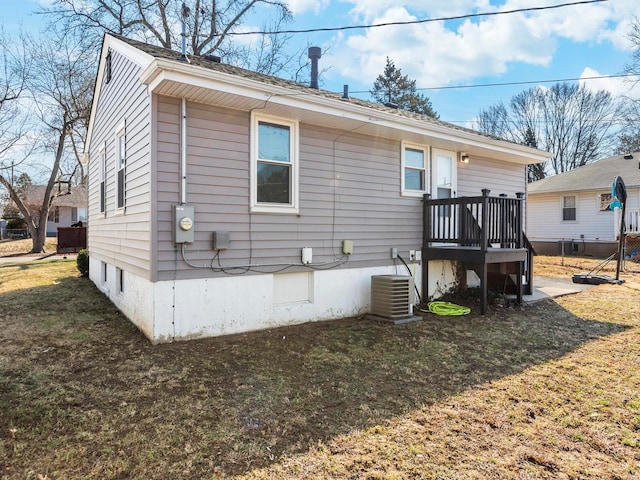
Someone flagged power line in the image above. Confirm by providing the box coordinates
[222,0,608,37]
[348,73,637,94]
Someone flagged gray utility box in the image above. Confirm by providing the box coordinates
[173,204,195,244]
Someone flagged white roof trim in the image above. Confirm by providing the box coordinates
[140,58,550,165]
[84,35,155,159]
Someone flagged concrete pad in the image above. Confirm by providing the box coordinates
[522,276,595,303]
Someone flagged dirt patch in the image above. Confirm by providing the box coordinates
[0,258,639,479]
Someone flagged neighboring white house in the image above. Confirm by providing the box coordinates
[18,185,88,236]
[45,185,88,236]
[83,34,549,343]
[527,153,640,257]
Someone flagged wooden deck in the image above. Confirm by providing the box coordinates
[422,190,533,314]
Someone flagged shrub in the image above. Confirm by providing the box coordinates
[77,249,89,277]
[6,217,26,229]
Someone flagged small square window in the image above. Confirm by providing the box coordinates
[401,142,429,196]
[599,193,615,211]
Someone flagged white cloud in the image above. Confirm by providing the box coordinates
[329,5,556,88]
[286,0,331,15]
[342,0,491,22]
[580,67,640,99]
[326,1,640,91]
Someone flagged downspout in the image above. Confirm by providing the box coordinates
[181,98,187,204]
[421,193,430,306]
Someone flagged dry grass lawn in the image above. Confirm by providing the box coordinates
[0,256,639,479]
[0,238,58,257]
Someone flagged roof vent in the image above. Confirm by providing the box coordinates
[204,54,221,63]
[341,84,349,100]
[624,153,633,160]
[384,102,398,109]
[308,46,321,89]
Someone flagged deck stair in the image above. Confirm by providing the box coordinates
[422,189,534,313]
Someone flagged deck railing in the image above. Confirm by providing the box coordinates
[423,189,525,249]
[614,207,640,236]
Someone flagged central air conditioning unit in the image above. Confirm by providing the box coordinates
[370,275,416,321]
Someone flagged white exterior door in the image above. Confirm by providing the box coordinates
[432,149,457,199]
[431,149,458,241]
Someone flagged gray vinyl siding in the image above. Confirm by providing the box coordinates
[457,155,527,198]
[87,50,152,279]
[155,97,424,281]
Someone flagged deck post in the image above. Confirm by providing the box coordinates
[422,193,431,307]
[515,192,525,305]
[480,189,490,251]
[480,189,490,314]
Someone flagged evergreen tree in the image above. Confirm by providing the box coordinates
[371,58,438,118]
[523,127,545,182]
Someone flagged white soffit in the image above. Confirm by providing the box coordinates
[141,60,550,166]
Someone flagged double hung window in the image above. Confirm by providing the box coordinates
[251,113,298,213]
[115,122,126,210]
[401,143,428,196]
[562,195,576,221]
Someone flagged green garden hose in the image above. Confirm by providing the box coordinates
[422,301,471,316]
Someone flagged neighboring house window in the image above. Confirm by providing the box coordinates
[562,195,576,221]
[115,122,126,210]
[48,206,59,223]
[250,113,298,213]
[599,193,614,211]
[100,142,106,213]
[401,142,428,196]
[72,207,88,222]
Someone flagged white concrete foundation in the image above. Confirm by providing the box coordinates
[90,258,457,343]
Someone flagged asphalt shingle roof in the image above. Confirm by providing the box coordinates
[527,153,640,194]
[114,34,520,146]
[24,185,88,208]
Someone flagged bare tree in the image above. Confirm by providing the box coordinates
[475,82,619,179]
[42,0,300,75]
[0,30,93,253]
[0,28,29,165]
[617,16,640,154]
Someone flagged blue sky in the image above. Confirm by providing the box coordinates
[3,0,640,125]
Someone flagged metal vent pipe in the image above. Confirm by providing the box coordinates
[308,46,321,89]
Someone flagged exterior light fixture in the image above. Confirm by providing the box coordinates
[459,152,470,163]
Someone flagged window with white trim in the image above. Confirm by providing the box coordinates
[72,207,88,222]
[250,113,298,213]
[599,193,614,211]
[100,142,106,213]
[115,122,126,210]
[48,206,60,223]
[401,142,428,196]
[562,195,576,221]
